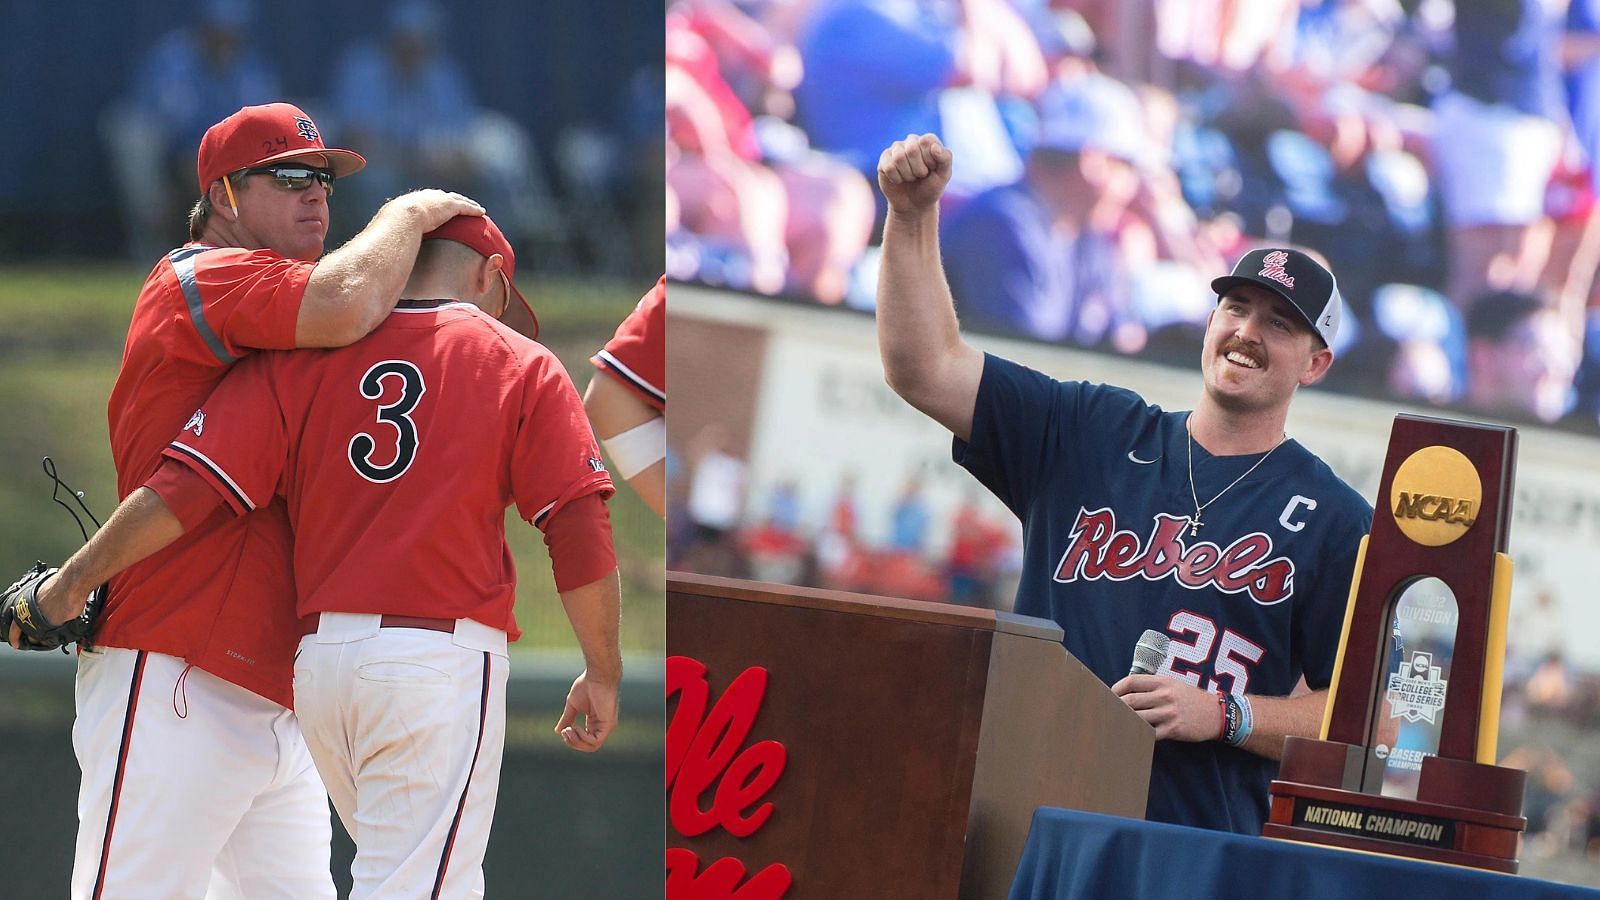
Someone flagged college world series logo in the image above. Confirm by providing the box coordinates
[1386,650,1449,724]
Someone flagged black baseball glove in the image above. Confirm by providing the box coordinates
[0,562,103,653]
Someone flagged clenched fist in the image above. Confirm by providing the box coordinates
[877,134,953,216]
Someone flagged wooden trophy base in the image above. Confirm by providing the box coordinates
[1264,737,1527,873]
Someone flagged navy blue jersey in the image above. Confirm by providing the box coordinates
[954,354,1372,834]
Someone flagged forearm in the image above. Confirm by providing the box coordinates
[878,207,953,381]
[297,200,433,347]
[1238,689,1328,760]
[54,487,187,604]
[625,462,666,518]
[583,375,667,517]
[876,207,981,437]
[559,570,623,683]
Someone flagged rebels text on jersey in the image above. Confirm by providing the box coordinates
[954,354,1372,834]
[1055,510,1297,606]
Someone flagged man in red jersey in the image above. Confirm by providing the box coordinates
[8,101,483,898]
[20,215,622,898]
[585,275,666,517]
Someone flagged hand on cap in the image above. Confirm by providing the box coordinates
[388,189,486,233]
[877,134,953,216]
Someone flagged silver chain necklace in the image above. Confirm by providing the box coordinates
[1185,422,1287,537]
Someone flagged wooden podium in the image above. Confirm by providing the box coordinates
[666,572,1153,899]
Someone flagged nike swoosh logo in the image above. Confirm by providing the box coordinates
[1127,451,1160,465]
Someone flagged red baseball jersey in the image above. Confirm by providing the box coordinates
[591,276,665,411]
[159,301,615,638]
[99,244,312,707]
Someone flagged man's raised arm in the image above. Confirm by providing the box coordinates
[875,134,985,441]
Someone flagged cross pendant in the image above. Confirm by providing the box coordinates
[1188,515,1202,537]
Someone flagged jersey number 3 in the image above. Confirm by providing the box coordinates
[349,360,426,483]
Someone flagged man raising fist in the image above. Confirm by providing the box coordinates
[873,134,1371,835]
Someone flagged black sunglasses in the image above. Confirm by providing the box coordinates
[239,165,337,195]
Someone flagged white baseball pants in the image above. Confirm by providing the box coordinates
[294,613,509,900]
[71,647,334,900]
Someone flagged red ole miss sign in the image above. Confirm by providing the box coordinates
[666,656,793,898]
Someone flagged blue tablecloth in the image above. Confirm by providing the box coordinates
[1008,807,1599,900]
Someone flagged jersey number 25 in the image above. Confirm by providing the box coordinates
[1155,610,1265,696]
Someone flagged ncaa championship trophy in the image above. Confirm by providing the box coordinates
[1263,414,1527,872]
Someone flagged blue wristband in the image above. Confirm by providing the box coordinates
[1226,693,1254,747]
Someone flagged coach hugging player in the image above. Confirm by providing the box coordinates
[1,102,626,899]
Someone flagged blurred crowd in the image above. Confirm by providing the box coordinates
[100,0,662,276]
[1500,591,1600,866]
[666,0,1600,432]
[666,426,1024,607]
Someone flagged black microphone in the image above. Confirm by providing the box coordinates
[1129,629,1170,676]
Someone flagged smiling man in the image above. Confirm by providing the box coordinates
[874,134,1372,835]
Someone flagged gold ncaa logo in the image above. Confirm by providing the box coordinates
[1389,446,1482,546]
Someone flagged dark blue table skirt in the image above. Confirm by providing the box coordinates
[1008,807,1599,900]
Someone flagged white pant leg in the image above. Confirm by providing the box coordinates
[70,648,334,900]
[206,711,335,899]
[295,615,508,900]
[293,633,361,844]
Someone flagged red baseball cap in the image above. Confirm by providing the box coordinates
[423,214,540,340]
[195,103,365,194]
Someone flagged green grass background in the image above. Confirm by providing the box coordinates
[0,265,664,655]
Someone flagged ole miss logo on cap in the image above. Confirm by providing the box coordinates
[1258,251,1296,290]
